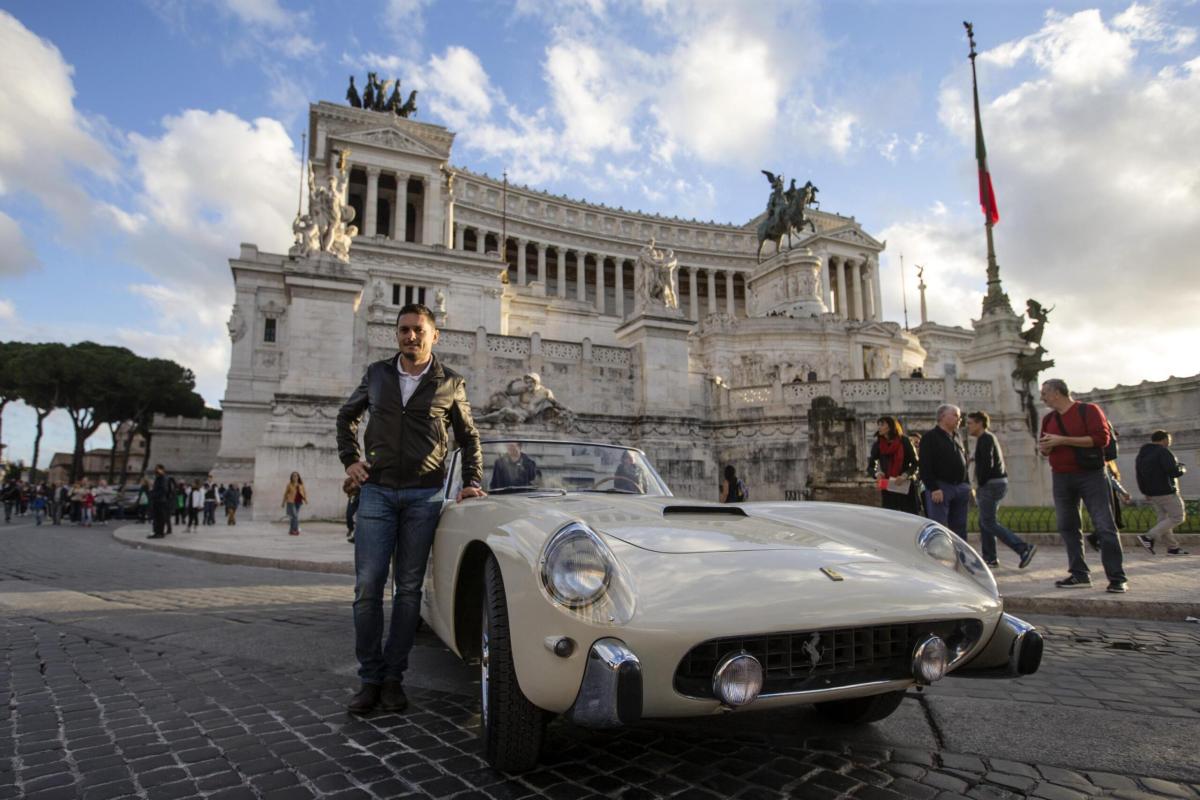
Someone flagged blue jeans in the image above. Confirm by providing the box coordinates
[353,483,443,685]
[285,502,301,533]
[1053,470,1126,583]
[925,481,971,540]
[976,479,1028,562]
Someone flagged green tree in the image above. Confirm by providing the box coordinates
[11,343,68,476]
[61,342,133,483]
[0,341,30,461]
[130,358,205,479]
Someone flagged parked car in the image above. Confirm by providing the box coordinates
[423,439,1043,771]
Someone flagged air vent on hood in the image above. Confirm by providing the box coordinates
[662,505,748,517]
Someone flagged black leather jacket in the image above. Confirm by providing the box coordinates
[336,354,483,490]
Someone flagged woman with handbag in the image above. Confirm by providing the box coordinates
[282,472,307,535]
[867,416,920,514]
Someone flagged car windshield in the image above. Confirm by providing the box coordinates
[468,440,670,496]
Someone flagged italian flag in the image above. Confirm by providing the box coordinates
[973,76,1000,226]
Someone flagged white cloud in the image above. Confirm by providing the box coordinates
[426,46,496,129]
[896,3,1200,390]
[0,211,39,275]
[546,41,638,159]
[1113,1,1198,52]
[0,298,15,321]
[0,11,117,228]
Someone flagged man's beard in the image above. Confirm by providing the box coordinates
[400,349,421,363]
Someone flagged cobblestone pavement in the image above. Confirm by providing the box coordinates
[3,520,1200,800]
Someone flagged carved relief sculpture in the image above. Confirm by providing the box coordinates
[227,304,246,343]
[477,373,575,427]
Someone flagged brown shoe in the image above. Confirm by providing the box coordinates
[347,683,381,714]
[380,680,408,712]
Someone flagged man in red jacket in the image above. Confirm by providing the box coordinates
[1038,378,1127,593]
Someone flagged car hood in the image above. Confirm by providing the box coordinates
[516,495,888,558]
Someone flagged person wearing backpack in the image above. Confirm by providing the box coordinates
[720,465,748,503]
[1038,379,1127,593]
[1135,430,1190,556]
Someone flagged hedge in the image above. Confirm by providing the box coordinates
[966,501,1199,534]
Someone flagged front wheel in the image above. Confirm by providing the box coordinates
[814,690,905,724]
[480,554,545,771]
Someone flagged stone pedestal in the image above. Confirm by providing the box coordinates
[805,396,876,505]
[615,310,696,416]
[251,256,365,521]
[960,308,1050,505]
[747,248,829,318]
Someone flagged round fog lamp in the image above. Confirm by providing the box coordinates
[911,636,949,684]
[712,652,763,707]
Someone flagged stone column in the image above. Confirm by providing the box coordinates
[516,239,528,286]
[557,249,567,298]
[820,252,832,310]
[364,166,380,237]
[576,251,587,302]
[863,267,876,321]
[871,258,884,321]
[596,255,606,314]
[707,269,717,315]
[393,174,408,242]
[474,227,485,254]
[454,224,465,250]
[614,257,625,318]
[851,259,864,321]
[536,243,547,285]
[835,256,848,319]
[688,267,699,321]
[725,271,736,316]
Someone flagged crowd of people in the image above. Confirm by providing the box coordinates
[0,472,253,534]
[850,378,1191,595]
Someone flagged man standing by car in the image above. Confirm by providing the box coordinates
[337,303,486,715]
[1038,378,1128,593]
[919,404,971,540]
[1135,430,1190,556]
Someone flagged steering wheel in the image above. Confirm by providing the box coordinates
[588,475,640,492]
[588,476,620,490]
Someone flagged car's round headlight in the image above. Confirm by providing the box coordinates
[712,652,763,707]
[911,635,949,684]
[918,522,998,597]
[541,523,612,608]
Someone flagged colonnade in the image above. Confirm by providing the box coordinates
[346,165,429,243]
[823,253,882,322]
[452,224,747,320]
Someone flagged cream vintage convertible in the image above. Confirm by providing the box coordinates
[421,439,1042,771]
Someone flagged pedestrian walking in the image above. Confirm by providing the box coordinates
[224,482,240,525]
[203,482,217,525]
[147,465,171,539]
[187,481,203,531]
[336,302,485,715]
[966,411,1037,569]
[81,486,95,527]
[1135,430,1190,556]
[2,478,19,523]
[31,489,47,526]
[242,483,253,509]
[919,404,971,539]
[51,482,66,525]
[94,480,113,524]
[719,465,749,503]
[173,484,186,526]
[867,415,920,514]
[1038,378,1128,593]
[282,472,307,535]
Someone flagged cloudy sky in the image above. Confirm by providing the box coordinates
[1,0,1198,468]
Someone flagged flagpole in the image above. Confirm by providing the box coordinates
[965,21,1012,315]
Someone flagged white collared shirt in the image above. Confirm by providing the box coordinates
[397,356,432,406]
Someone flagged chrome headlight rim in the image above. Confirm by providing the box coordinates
[539,521,614,609]
[918,521,998,598]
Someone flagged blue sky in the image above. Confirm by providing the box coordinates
[1,0,1199,469]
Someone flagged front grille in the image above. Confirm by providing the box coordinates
[674,619,980,698]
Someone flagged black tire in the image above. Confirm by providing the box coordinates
[814,690,905,724]
[480,554,545,771]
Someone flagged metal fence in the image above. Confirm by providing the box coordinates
[966,501,1200,534]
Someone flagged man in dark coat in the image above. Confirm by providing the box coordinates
[1135,430,1189,555]
[148,464,171,539]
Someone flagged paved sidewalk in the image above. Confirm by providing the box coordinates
[112,521,1200,621]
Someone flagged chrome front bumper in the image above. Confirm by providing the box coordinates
[563,638,642,728]
[952,613,1044,678]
